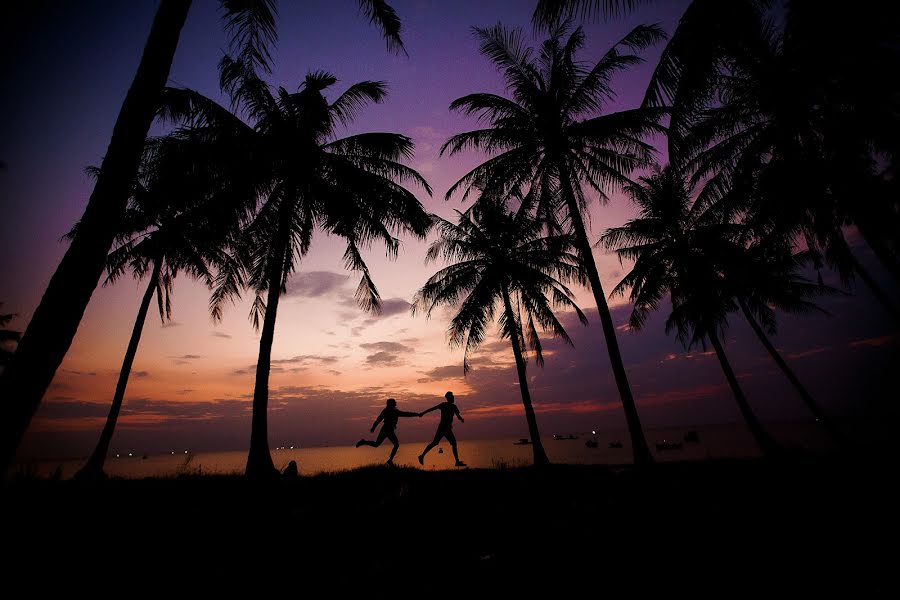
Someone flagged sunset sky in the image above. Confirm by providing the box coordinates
[1,0,897,460]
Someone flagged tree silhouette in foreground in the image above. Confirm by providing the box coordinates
[161,63,431,477]
[602,167,782,456]
[413,197,586,466]
[441,21,665,464]
[75,137,239,479]
[644,0,900,320]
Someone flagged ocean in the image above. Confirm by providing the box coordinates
[19,422,844,478]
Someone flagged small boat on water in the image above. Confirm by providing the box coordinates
[552,434,578,440]
[683,431,701,443]
[585,439,599,448]
[609,441,623,449]
[655,440,683,451]
[513,438,531,445]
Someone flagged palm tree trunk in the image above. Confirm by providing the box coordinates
[738,299,850,450]
[707,329,781,457]
[850,212,900,285]
[246,208,294,479]
[847,248,900,323]
[0,0,191,475]
[558,167,654,465]
[76,260,163,479]
[500,282,550,466]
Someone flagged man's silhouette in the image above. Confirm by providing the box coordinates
[418,391,466,467]
[356,398,418,465]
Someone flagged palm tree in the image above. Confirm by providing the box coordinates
[726,236,850,448]
[642,0,900,320]
[413,196,587,465]
[0,305,20,367]
[0,0,409,474]
[161,64,431,477]
[441,21,665,465]
[75,137,238,479]
[602,167,782,456]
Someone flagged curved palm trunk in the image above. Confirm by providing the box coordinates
[738,299,850,450]
[500,282,550,466]
[851,212,900,286]
[76,260,163,479]
[847,249,900,324]
[246,208,294,479]
[0,0,191,475]
[558,168,654,465]
[707,329,781,457]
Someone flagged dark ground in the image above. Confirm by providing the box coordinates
[2,456,898,596]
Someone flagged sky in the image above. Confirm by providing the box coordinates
[1,0,898,460]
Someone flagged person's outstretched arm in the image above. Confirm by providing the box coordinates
[397,410,418,418]
[455,406,464,423]
[371,410,385,432]
[419,404,442,417]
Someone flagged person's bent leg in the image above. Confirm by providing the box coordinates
[387,432,400,464]
[418,431,443,464]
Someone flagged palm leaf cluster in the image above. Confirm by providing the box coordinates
[414,196,586,464]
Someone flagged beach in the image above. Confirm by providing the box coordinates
[14,421,850,479]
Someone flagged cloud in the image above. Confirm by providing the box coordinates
[359,341,415,367]
[171,354,201,366]
[417,364,464,383]
[849,335,896,348]
[133,370,150,378]
[63,369,97,376]
[212,331,232,339]
[365,351,404,366]
[360,341,412,353]
[285,271,350,298]
[271,354,340,365]
[378,298,412,317]
[161,321,181,328]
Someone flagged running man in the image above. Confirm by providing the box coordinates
[356,398,418,465]
[417,391,466,467]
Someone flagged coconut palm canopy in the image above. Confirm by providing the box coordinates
[1,1,897,463]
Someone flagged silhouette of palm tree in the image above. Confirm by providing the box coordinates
[602,167,782,456]
[0,0,409,473]
[728,236,851,448]
[160,64,431,478]
[642,0,900,320]
[441,21,665,465]
[74,137,240,479]
[413,196,586,466]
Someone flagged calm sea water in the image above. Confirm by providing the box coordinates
[22,422,842,479]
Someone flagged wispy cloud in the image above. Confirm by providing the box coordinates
[285,271,350,298]
[360,341,414,367]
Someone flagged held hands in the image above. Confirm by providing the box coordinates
[370,427,376,433]
[418,412,424,418]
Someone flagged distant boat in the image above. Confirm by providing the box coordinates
[585,439,599,448]
[655,440,683,451]
[683,431,701,443]
[608,441,623,449]
[513,438,531,445]
[552,434,578,440]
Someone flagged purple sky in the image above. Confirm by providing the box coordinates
[1,1,898,460]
